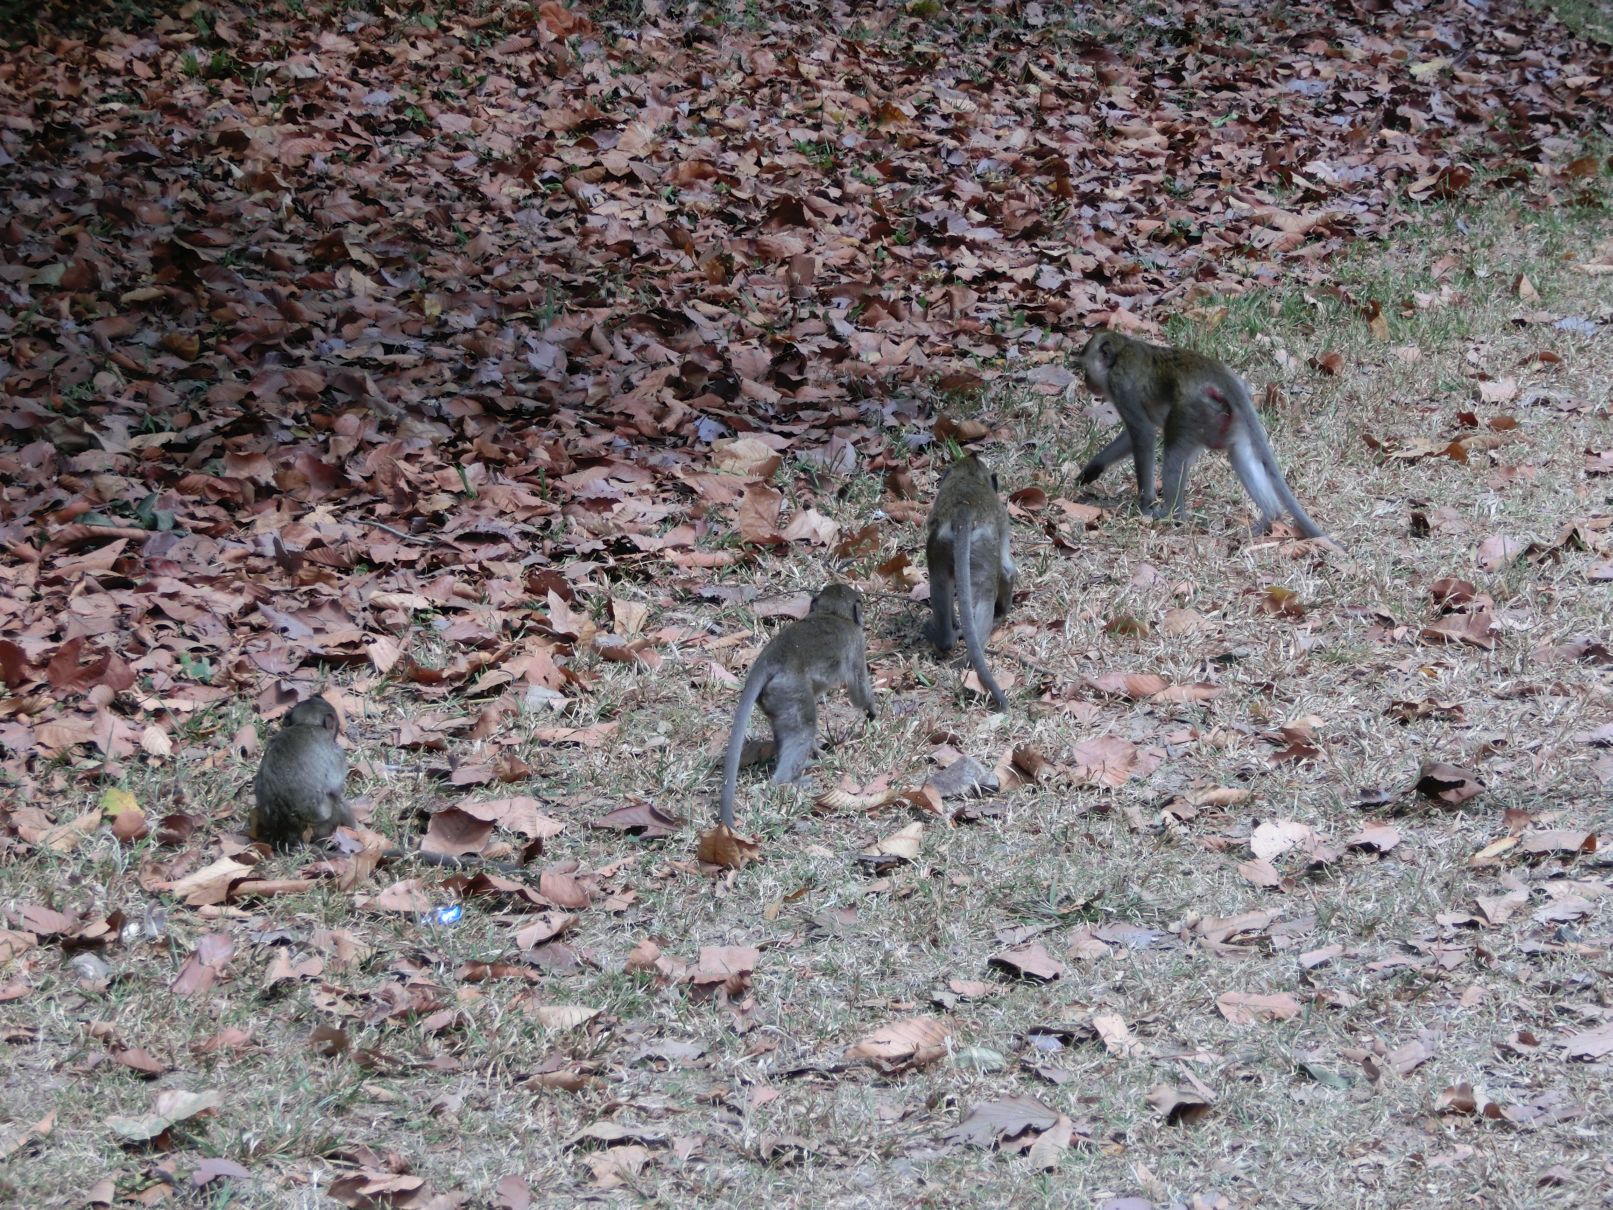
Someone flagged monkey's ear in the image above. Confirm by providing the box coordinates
[1098,334,1120,369]
[852,602,863,628]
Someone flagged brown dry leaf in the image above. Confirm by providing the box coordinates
[1470,835,1520,866]
[41,809,101,853]
[355,879,434,914]
[171,934,235,998]
[1026,1114,1074,1171]
[1250,819,1317,862]
[1563,1023,1613,1061]
[1237,859,1284,889]
[1477,534,1525,571]
[163,856,257,907]
[735,484,783,548]
[1086,672,1169,700]
[1413,761,1484,806]
[1436,1083,1479,1115]
[844,1016,953,1070]
[1260,585,1306,619]
[1519,829,1597,857]
[1091,1012,1150,1058]
[1145,1085,1213,1125]
[696,823,761,870]
[988,942,1064,983]
[713,437,782,478]
[105,1088,221,1142]
[1068,737,1141,787]
[861,821,923,864]
[1104,615,1151,638]
[1345,824,1402,853]
[1475,874,1530,925]
[943,1095,1061,1148]
[1159,608,1209,636]
[1418,610,1498,650]
[533,1005,601,1031]
[1216,991,1301,1024]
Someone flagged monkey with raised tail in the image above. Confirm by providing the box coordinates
[925,454,1015,712]
[717,583,876,828]
[1078,332,1333,543]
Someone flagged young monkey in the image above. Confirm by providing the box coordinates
[1078,332,1332,543]
[925,454,1015,712]
[249,698,524,872]
[717,583,876,828]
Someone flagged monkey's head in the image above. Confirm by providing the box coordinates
[945,453,998,492]
[809,582,864,627]
[1079,331,1126,396]
[282,697,339,734]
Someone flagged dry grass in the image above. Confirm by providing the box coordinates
[4,198,1611,1207]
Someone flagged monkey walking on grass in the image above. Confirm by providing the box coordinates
[925,454,1016,712]
[1077,332,1334,544]
[717,583,877,828]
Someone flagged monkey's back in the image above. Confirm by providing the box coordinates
[1118,341,1244,414]
[252,726,348,844]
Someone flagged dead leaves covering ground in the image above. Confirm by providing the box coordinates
[2,0,1613,1205]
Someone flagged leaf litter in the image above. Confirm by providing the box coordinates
[1,0,1611,1204]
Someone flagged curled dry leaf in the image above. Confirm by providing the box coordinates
[533,1005,601,1031]
[1091,1012,1150,1059]
[1345,824,1402,853]
[1086,672,1169,700]
[861,821,923,864]
[987,942,1064,983]
[1419,610,1498,650]
[943,1094,1061,1149]
[844,1015,954,1070]
[1159,607,1208,636]
[1146,1084,1213,1126]
[1518,829,1596,857]
[1477,534,1525,571]
[816,785,904,813]
[696,823,761,870]
[105,1088,221,1142]
[1260,586,1306,618]
[1025,1114,1074,1171]
[1104,615,1151,638]
[1413,761,1484,806]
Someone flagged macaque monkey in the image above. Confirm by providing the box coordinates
[1077,332,1330,542]
[718,583,876,827]
[925,454,1015,712]
[249,698,524,872]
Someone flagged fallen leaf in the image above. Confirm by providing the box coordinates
[1216,991,1301,1024]
[845,1016,953,1070]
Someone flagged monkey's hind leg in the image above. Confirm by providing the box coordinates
[1157,439,1204,521]
[768,693,819,784]
[925,534,958,653]
[1125,419,1160,514]
[993,538,1014,622]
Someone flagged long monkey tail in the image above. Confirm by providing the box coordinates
[953,519,1008,711]
[717,668,768,827]
[1213,383,1329,542]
